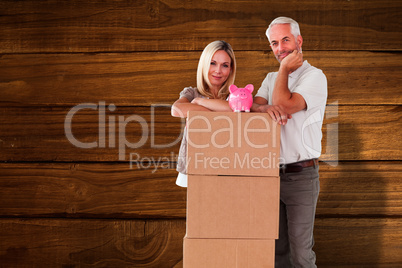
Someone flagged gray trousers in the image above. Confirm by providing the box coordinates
[275,165,320,268]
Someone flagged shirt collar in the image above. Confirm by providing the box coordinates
[289,60,310,79]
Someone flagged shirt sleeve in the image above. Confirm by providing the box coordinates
[293,69,327,111]
[179,87,198,102]
[254,73,273,102]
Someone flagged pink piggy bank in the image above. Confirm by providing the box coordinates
[228,84,254,112]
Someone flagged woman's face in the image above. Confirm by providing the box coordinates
[208,50,232,91]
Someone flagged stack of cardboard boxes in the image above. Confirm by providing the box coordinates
[183,111,281,267]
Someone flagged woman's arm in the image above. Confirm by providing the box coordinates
[171,97,211,118]
[191,98,232,112]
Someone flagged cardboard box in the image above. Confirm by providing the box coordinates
[187,111,281,176]
[186,175,279,239]
[183,237,275,268]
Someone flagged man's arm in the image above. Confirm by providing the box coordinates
[251,96,291,125]
[272,50,306,114]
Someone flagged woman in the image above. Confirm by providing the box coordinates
[171,40,236,187]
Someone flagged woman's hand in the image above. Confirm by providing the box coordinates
[192,98,232,112]
[191,98,204,106]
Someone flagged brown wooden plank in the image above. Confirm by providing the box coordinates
[0,105,184,162]
[0,218,186,267]
[0,0,401,53]
[321,105,402,161]
[0,105,401,162]
[1,51,401,106]
[317,162,402,217]
[0,217,401,267]
[0,161,400,218]
[320,106,402,161]
[311,51,402,106]
[0,162,186,219]
[314,217,402,267]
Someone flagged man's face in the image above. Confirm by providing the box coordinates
[269,24,302,62]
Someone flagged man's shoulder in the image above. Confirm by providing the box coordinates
[295,63,326,84]
[264,70,279,80]
[302,61,325,76]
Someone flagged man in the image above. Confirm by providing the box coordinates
[251,17,327,267]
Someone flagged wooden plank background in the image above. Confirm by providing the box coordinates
[0,0,401,267]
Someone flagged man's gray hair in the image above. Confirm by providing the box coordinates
[266,17,301,42]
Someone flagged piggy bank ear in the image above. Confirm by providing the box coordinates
[245,84,254,93]
[229,84,238,93]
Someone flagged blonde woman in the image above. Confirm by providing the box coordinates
[171,40,236,187]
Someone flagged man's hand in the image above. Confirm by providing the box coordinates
[280,50,303,74]
[252,103,292,125]
[271,49,307,115]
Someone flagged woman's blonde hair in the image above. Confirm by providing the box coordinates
[196,40,236,100]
